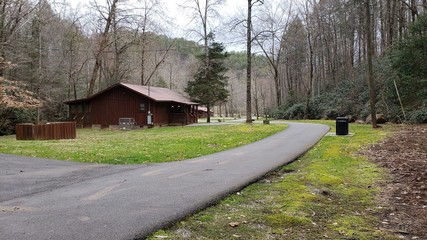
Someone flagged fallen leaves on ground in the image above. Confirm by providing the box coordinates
[360,124,427,239]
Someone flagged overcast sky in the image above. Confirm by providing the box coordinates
[64,0,304,52]
[67,0,250,50]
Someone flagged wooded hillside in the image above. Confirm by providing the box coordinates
[0,0,426,135]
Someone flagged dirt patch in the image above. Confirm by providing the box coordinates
[360,125,427,239]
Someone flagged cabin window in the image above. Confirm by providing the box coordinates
[169,104,184,113]
[139,103,145,112]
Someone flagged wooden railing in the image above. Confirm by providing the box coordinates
[72,114,85,128]
[16,122,76,140]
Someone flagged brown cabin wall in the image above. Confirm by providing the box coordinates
[91,86,143,128]
[152,102,169,125]
[67,85,197,128]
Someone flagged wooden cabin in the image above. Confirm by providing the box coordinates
[65,83,198,128]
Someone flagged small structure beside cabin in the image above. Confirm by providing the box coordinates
[64,83,199,128]
[197,106,214,118]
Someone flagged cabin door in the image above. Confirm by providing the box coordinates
[138,102,147,126]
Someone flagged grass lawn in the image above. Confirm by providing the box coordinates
[148,121,401,240]
[0,124,286,164]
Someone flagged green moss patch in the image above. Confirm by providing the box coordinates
[148,121,400,240]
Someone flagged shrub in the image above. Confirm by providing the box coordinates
[0,108,36,135]
[272,103,305,120]
[408,107,427,124]
[325,109,340,120]
[307,101,323,119]
[284,103,305,119]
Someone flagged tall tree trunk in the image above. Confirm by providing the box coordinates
[379,0,386,55]
[246,0,253,123]
[87,0,118,97]
[304,28,314,120]
[207,102,211,123]
[389,0,397,45]
[0,1,6,77]
[398,1,405,40]
[304,2,314,119]
[366,0,378,128]
[140,33,146,85]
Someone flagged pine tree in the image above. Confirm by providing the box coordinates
[186,41,229,123]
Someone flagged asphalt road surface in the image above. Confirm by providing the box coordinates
[0,122,329,240]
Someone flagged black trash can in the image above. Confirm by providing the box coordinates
[336,117,349,136]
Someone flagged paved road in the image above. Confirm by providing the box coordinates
[0,122,329,240]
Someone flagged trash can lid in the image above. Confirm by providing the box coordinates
[336,117,348,120]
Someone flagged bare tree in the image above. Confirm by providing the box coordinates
[0,0,35,76]
[366,0,377,128]
[301,1,316,119]
[246,0,264,123]
[135,0,172,86]
[253,0,293,107]
[182,0,224,122]
[87,0,119,97]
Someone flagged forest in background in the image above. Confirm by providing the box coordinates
[0,0,426,135]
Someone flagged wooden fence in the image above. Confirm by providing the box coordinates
[16,122,76,140]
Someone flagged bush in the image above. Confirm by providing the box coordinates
[0,108,36,136]
[307,101,323,119]
[271,102,294,119]
[272,100,327,120]
[324,109,340,120]
[408,107,427,124]
[272,103,305,120]
[283,103,305,119]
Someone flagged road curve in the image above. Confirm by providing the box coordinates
[0,122,329,240]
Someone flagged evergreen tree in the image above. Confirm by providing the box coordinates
[384,12,427,123]
[186,41,229,123]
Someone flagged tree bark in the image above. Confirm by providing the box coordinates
[203,0,210,122]
[246,0,253,123]
[366,0,378,128]
[304,2,314,119]
[207,102,211,123]
[304,30,314,120]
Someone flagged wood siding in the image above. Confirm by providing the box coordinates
[91,86,144,128]
[67,85,198,128]
[16,122,76,140]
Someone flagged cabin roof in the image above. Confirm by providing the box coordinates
[65,83,198,105]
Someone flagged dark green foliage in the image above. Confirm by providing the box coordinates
[272,101,322,120]
[225,51,247,71]
[185,42,229,108]
[382,13,427,123]
[324,108,340,120]
[272,103,304,120]
[0,108,36,136]
[408,106,427,124]
[273,78,370,121]
[286,103,305,120]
